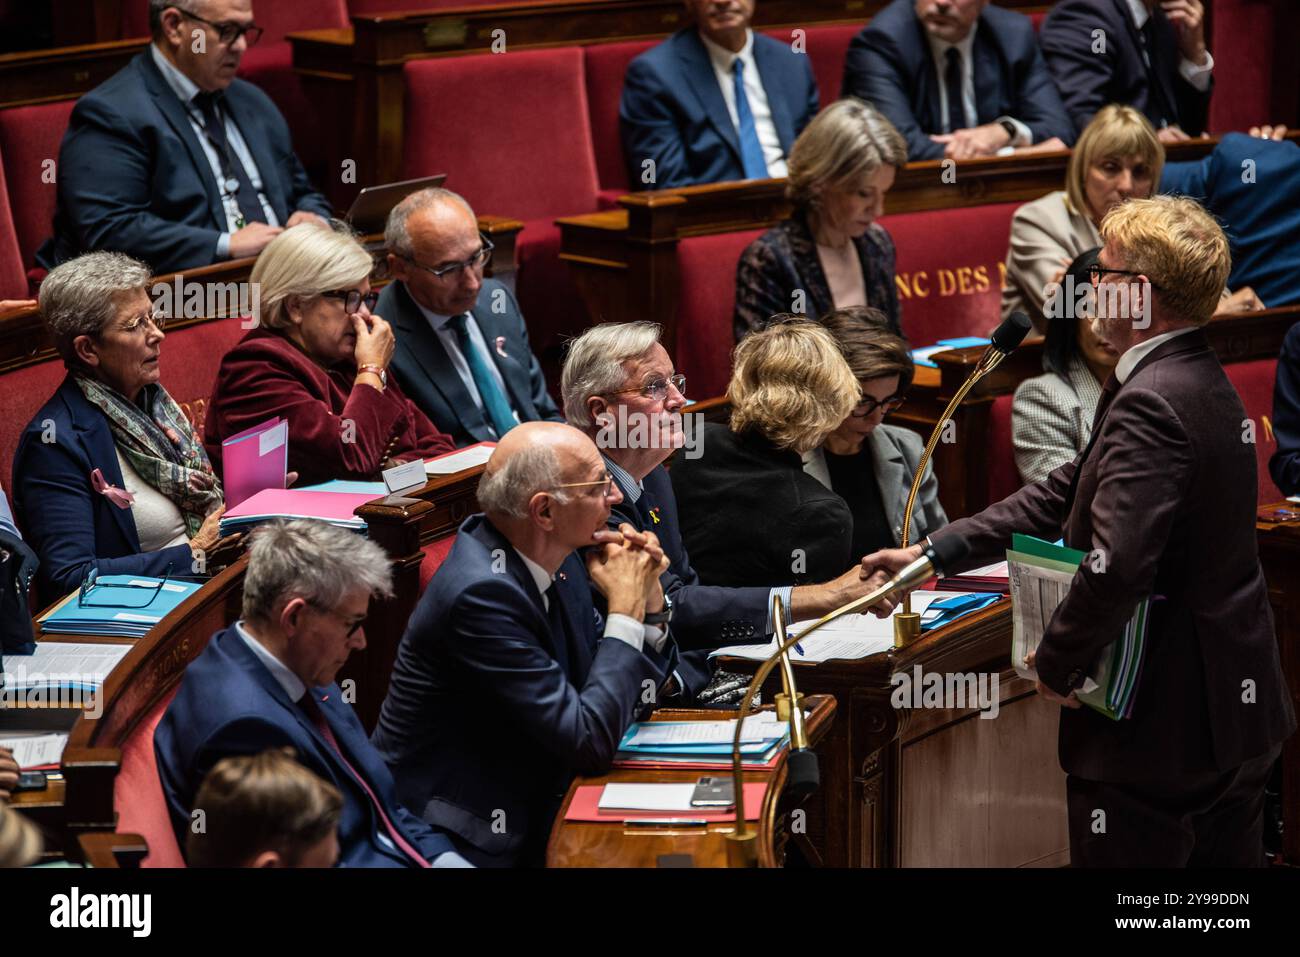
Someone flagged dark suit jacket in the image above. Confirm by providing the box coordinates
[1040,0,1212,137]
[607,462,771,697]
[620,28,818,189]
[37,50,332,274]
[371,514,676,867]
[842,0,1073,162]
[1271,322,1300,496]
[670,423,853,589]
[1162,133,1300,309]
[155,624,454,868]
[734,213,902,342]
[377,279,562,448]
[12,376,194,600]
[935,331,1295,783]
[203,327,454,486]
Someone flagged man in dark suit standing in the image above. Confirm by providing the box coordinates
[155,520,470,868]
[1041,0,1214,141]
[842,0,1072,162]
[561,321,898,699]
[372,422,676,866]
[863,196,1296,866]
[619,0,819,189]
[377,188,562,447]
[38,0,332,274]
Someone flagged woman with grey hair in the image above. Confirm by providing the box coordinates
[12,251,237,599]
[734,98,907,343]
[204,222,453,485]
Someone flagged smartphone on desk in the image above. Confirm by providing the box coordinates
[690,776,735,808]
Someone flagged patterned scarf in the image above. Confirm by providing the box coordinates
[74,375,223,536]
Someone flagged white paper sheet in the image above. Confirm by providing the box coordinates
[0,732,68,769]
[1,643,133,690]
[598,783,699,812]
[425,444,495,475]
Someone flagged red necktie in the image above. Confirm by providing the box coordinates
[301,693,430,868]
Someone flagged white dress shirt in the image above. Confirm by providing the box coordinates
[411,297,517,429]
[1114,326,1199,383]
[149,44,280,259]
[1124,0,1214,93]
[926,22,1031,148]
[699,29,788,177]
[512,547,667,653]
[234,620,472,868]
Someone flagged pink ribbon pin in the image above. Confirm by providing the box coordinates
[91,468,135,509]
[495,336,508,358]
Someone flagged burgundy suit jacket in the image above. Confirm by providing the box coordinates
[204,327,454,486]
[936,329,1295,783]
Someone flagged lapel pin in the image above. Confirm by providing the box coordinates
[495,336,508,358]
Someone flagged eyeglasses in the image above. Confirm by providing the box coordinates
[1086,264,1161,289]
[401,235,495,280]
[117,310,168,335]
[608,373,687,402]
[78,565,173,609]
[308,601,366,639]
[852,393,906,418]
[320,289,380,314]
[551,472,616,498]
[174,7,264,46]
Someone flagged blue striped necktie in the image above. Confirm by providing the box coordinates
[732,58,769,180]
[450,313,516,438]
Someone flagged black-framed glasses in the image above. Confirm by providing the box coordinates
[174,7,264,46]
[320,289,380,314]
[308,601,367,639]
[609,373,686,402]
[852,393,906,418]
[1086,264,1161,289]
[78,565,173,609]
[551,472,616,498]
[401,235,495,280]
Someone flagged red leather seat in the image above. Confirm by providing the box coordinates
[419,533,457,591]
[675,229,765,400]
[761,23,859,105]
[987,392,1021,503]
[881,201,1021,347]
[0,101,76,277]
[160,318,252,435]
[584,39,658,201]
[0,358,66,494]
[349,0,507,11]
[121,0,347,42]
[0,159,26,299]
[1223,357,1284,506]
[113,686,185,868]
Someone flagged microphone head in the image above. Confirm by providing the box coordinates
[990,311,1033,355]
[925,534,970,577]
[785,748,820,800]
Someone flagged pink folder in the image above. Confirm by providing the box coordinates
[222,417,287,509]
[221,488,383,524]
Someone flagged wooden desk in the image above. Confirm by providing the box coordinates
[720,601,1068,868]
[1257,512,1300,864]
[547,694,836,867]
[0,38,144,108]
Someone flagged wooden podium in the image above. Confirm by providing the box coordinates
[724,600,1069,868]
[547,695,836,868]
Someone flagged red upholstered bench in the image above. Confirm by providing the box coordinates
[1223,357,1284,506]
[675,229,764,399]
[419,533,457,592]
[0,356,67,493]
[881,200,1021,347]
[113,687,185,868]
[160,318,252,435]
[988,392,1021,503]
[0,161,26,299]
[0,101,75,282]
[760,23,860,105]
[584,39,658,202]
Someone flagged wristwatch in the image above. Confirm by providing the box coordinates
[643,591,673,627]
[998,118,1018,144]
[358,364,387,388]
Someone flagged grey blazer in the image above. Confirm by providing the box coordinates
[1001,190,1101,329]
[1011,355,1103,486]
[804,423,947,548]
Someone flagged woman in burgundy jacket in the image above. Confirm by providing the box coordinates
[204,223,454,485]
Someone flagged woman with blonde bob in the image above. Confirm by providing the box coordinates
[204,222,453,485]
[734,98,907,343]
[671,318,861,588]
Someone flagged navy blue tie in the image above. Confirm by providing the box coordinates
[732,59,769,180]
[193,91,264,227]
[944,48,966,134]
[450,313,516,438]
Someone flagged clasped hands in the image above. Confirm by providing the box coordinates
[585,522,670,622]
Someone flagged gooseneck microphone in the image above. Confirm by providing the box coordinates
[725,535,970,867]
[892,311,1033,646]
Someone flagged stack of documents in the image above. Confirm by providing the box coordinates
[0,733,68,770]
[1,642,133,696]
[39,579,202,638]
[1008,534,1148,720]
[219,488,382,535]
[710,591,985,664]
[938,560,1010,594]
[613,712,790,770]
[912,336,992,368]
[563,781,769,823]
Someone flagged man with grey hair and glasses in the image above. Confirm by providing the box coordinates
[562,321,896,701]
[377,187,562,447]
[373,421,675,866]
[156,519,470,868]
